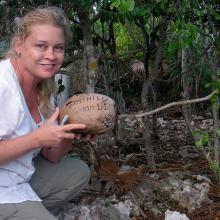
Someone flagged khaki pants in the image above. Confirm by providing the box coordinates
[0,155,91,220]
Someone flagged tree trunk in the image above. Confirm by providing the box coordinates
[141,79,156,169]
[109,21,125,113]
[77,8,97,93]
[181,48,193,135]
[208,10,220,167]
[211,55,220,166]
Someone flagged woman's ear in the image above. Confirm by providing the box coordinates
[13,37,23,56]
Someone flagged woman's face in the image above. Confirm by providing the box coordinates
[15,24,65,80]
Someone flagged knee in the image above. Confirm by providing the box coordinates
[76,159,91,185]
[65,158,91,187]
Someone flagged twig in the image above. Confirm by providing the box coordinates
[87,141,101,168]
[130,191,148,219]
[118,90,216,119]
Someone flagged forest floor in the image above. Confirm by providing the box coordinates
[60,110,220,220]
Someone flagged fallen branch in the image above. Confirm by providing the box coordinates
[118,90,216,119]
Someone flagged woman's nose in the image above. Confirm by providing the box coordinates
[45,48,55,60]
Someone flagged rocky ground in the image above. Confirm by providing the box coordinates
[58,112,220,220]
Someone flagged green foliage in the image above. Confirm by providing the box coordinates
[8,6,16,18]
[110,0,135,14]
[216,35,220,52]
[199,64,212,91]
[213,12,220,20]
[192,129,220,178]
[209,78,220,109]
[209,160,220,177]
[49,0,61,5]
[151,1,165,17]
[216,128,220,138]
[193,129,210,149]
[0,0,218,111]
[0,39,9,57]
[167,21,199,54]
[71,0,94,9]
[8,0,17,7]
[71,25,83,45]
[115,23,138,54]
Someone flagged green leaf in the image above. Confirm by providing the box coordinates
[205,83,212,89]
[119,1,128,14]
[110,0,135,13]
[127,0,135,11]
[213,12,220,21]
[216,128,220,138]
[209,160,220,177]
[193,129,210,148]
[210,92,218,104]
[110,0,120,9]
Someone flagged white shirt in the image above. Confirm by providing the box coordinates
[0,59,43,203]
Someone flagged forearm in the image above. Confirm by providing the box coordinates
[0,132,40,165]
[41,139,72,163]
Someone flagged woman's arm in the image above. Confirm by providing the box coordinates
[0,132,40,165]
[41,139,72,163]
[41,133,97,163]
[0,108,86,165]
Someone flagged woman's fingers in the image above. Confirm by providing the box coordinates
[61,123,86,132]
[62,132,77,139]
[47,107,60,123]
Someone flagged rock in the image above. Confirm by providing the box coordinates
[59,93,117,134]
[60,201,131,220]
[194,174,211,183]
[91,206,130,220]
[114,200,140,218]
[165,209,190,220]
[162,173,211,213]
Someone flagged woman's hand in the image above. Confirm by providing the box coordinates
[37,107,97,163]
[78,133,97,142]
[33,107,86,148]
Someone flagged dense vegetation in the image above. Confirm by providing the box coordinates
[1,0,220,172]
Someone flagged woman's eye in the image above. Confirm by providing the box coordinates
[36,44,46,49]
[55,46,64,52]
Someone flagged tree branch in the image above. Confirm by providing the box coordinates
[118,90,216,119]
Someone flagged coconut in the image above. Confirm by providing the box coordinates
[59,93,117,134]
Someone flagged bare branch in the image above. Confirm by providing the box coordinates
[118,90,216,119]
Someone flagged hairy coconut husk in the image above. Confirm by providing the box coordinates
[59,93,117,134]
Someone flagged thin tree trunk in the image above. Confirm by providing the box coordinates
[151,14,168,134]
[211,58,220,166]
[141,79,156,169]
[77,9,97,93]
[207,12,220,166]
[109,20,125,113]
[181,48,193,135]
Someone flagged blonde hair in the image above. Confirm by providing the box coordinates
[6,6,72,118]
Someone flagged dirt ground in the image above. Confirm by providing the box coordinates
[69,112,220,220]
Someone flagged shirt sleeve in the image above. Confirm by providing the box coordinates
[0,81,24,140]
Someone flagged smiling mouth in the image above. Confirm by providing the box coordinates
[41,64,56,66]
[40,64,57,72]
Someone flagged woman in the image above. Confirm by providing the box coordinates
[0,6,94,220]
